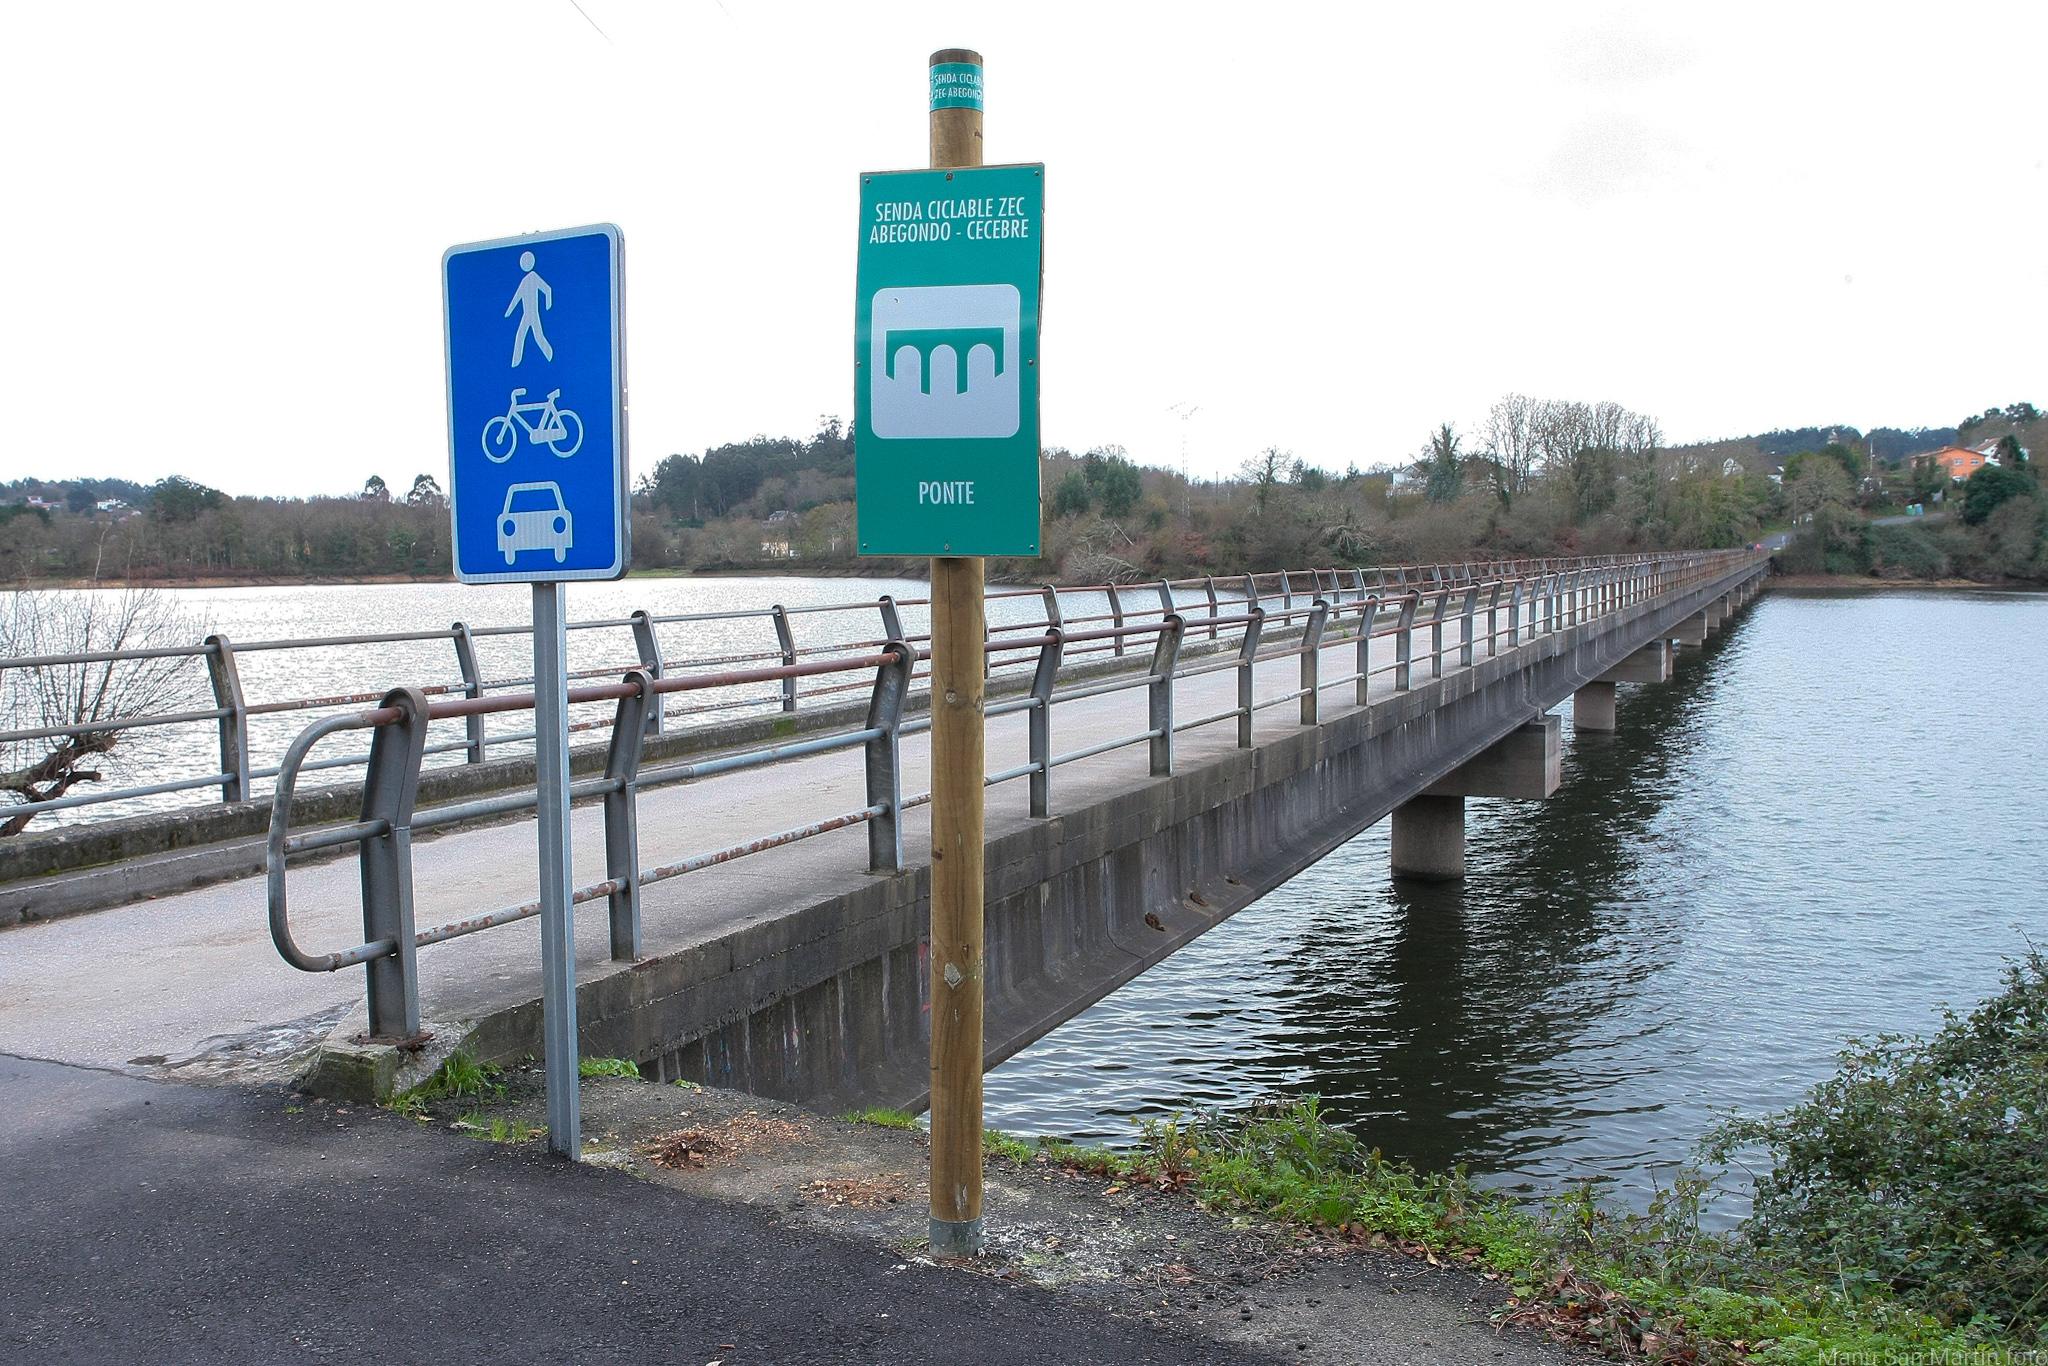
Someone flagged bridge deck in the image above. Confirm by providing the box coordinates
[0,617,1499,1079]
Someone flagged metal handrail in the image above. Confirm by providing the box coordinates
[259,550,1766,1039]
[8,552,1732,827]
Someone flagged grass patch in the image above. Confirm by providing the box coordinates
[843,1107,919,1131]
[1037,1139,1134,1178]
[982,1129,1037,1164]
[577,1057,644,1081]
[453,1111,534,1145]
[386,1049,505,1119]
[1105,1098,1998,1363]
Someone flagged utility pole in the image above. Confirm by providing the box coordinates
[1168,401,1200,522]
[925,45,987,1260]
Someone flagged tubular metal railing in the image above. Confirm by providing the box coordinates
[259,550,1763,1038]
[3,554,1735,829]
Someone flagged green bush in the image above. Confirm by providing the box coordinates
[1960,463,2036,525]
[1864,523,1949,579]
[1708,953,2048,1342]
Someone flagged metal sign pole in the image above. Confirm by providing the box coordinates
[532,579,580,1159]
[926,44,987,1260]
[443,223,623,1165]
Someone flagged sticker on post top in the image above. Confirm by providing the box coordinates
[929,61,983,111]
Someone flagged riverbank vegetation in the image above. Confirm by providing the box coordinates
[982,954,2048,1363]
[5,399,2040,587]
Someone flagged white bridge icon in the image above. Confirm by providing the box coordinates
[871,284,1021,439]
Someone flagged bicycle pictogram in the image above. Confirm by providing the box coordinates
[482,388,584,462]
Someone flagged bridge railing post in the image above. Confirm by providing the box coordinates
[1204,576,1220,640]
[1430,590,1451,678]
[1027,626,1063,818]
[203,633,251,804]
[1485,582,1504,655]
[1279,571,1293,616]
[1459,586,1480,668]
[1106,585,1125,656]
[1355,592,1380,706]
[1237,606,1265,747]
[1394,594,1418,690]
[1149,614,1184,776]
[864,642,912,873]
[1299,599,1328,726]
[1509,581,1524,643]
[359,687,428,1041]
[450,622,487,765]
[770,605,798,713]
[1040,583,1062,631]
[603,669,652,961]
[877,594,905,644]
[629,610,666,737]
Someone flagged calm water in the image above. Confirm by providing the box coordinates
[6,574,1141,824]
[984,587,2048,1207]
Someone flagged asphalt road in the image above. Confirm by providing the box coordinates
[0,1055,1260,1366]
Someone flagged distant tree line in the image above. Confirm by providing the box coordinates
[5,398,2040,587]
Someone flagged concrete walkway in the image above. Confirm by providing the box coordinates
[0,1053,1262,1366]
[0,607,1559,1078]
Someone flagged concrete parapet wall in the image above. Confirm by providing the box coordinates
[443,560,1768,1113]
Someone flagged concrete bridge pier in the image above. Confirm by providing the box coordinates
[1391,715,1563,881]
[1572,682,1617,732]
[1574,637,1674,732]
[1389,795,1467,881]
[1671,612,1709,646]
[1601,640,1673,684]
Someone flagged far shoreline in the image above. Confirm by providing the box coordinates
[11,564,2045,596]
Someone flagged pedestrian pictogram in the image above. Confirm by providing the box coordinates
[506,250,556,366]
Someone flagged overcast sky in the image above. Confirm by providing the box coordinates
[4,2,2043,497]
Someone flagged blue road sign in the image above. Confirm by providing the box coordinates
[443,224,628,583]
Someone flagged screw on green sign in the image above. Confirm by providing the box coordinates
[929,61,983,111]
[855,164,1043,557]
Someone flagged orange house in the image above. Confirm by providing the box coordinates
[1916,445,1995,480]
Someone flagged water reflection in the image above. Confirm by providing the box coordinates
[985,591,2048,1204]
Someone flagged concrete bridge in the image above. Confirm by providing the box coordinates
[0,552,1767,1113]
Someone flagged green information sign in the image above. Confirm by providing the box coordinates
[855,163,1043,557]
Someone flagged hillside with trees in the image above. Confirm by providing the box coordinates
[5,397,2042,587]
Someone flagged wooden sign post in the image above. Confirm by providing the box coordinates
[925,45,988,1260]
